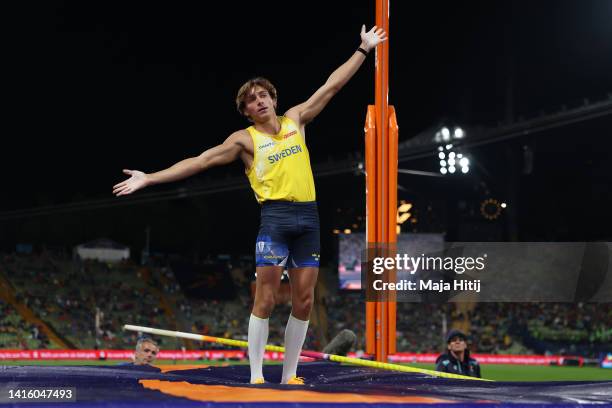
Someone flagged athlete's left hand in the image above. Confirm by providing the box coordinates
[360,25,387,52]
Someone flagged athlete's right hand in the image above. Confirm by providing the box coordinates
[113,169,148,196]
[360,25,387,52]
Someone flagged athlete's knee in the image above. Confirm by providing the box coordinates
[292,293,314,318]
[254,292,276,317]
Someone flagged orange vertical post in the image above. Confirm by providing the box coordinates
[364,107,377,353]
[375,0,390,365]
[365,0,397,362]
[387,107,398,355]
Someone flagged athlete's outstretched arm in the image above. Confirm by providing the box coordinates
[286,25,387,126]
[113,132,245,196]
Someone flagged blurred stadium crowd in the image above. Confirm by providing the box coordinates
[1,251,610,358]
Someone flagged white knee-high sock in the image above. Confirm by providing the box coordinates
[281,314,309,384]
[248,314,269,383]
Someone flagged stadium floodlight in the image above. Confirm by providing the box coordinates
[354,161,365,176]
[397,213,411,224]
[441,127,451,141]
[436,141,471,177]
[453,127,464,139]
[398,202,412,213]
[396,201,413,235]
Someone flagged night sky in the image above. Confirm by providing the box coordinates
[3,1,612,257]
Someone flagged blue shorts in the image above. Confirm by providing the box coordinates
[255,201,320,268]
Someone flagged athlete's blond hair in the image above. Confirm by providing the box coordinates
[236,77,278,117]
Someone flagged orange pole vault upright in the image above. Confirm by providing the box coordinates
[365,0,398,362]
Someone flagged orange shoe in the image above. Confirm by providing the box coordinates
[250,378,265,384]
[285,376,305,385]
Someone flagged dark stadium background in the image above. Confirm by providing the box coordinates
[0,0,611,374]
[2,0,611,254]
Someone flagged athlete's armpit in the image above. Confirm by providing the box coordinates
[197,131,248,170]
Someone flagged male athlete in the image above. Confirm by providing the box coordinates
[113,25,386,384]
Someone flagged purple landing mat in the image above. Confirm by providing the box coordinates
[0,362,611,407]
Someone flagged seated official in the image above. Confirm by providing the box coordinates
[118,337,160,367]
[435,329,481,378]
[133,337,159,365]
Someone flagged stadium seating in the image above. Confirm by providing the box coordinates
[1,252,610,359]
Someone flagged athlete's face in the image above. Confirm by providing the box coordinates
[243,85,277,122]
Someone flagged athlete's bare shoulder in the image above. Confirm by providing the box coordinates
[226,129,248,142]
[229,129,252,150]
[228,129,254,168]
[284,110,302,128]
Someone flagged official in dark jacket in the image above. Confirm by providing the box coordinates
[435,329,481,378]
